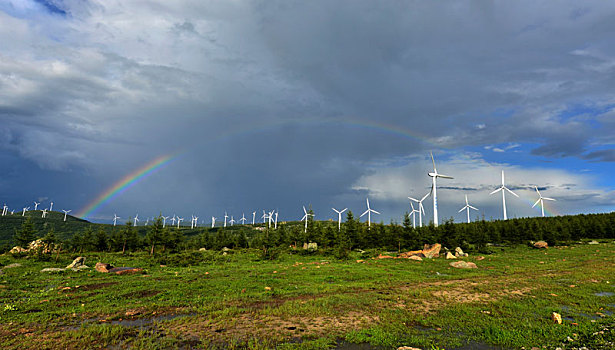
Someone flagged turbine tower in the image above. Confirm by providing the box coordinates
[2,204,7,216]
[50,202,53,212]
[177,217,184,228]
[332,207,347,232]
[230,216,235,226]
[409,202,420,229]
[458,195,478,224]
[490,170,519,220]
[408,192,429,227]
[240,213,247,225]
[162,216,169,228]
[133,214,139,226]
[171,215,177,226]
[300,206,314,233]
[113,214,120,226]
[22,207,29,216]
[267,210,274,228]
[34,201,40,211]
[62,209,71,222]
[252,211,256,225]
[211,216,216,228]
[532,186,556,217]
[360,198,380,229]
[224,212,228,227]
[274,211,279,229]
[428,152,453,227]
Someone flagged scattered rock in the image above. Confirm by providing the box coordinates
[449,261,478,269]
[41,268,65,273]
[378,254,395,259]
[108,267,144,275]
[356,260,364,263]
[533,241,549,249]
[222,247,231,252]
[476,256,485,261]
[264,286,272,291]
[588,240,600,245]
[199,248,207,251]
[422,243,441,259]
[9,246,27,254]
[66,257,86,269]
[125,310,141,317]
[397,347,421,350]
[454,247,469,257]
[408,255,423,261]
[398,250,423,258]
[3,263,22,269]
[95,263,114,273]
[551,312,562,324]
[445,252,457,259]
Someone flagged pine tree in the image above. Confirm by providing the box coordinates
[14,217,37,248]
[94,228,109,251]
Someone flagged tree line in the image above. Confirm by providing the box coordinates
[8,210,615,258]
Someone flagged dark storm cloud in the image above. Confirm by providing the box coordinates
[1,1,614,221]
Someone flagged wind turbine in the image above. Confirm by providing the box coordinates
[300,206,314,233]
[22,207,29,216]
[458,195,478,224]
[332,207,347,232]
[171,215,177,226]
[113,214,120,226]
[50,202,53,212]
[261,210,268,224]
[268,210,274,228]
[252,211,256,225]
[162,216,169,228]
[134,214,139,226]
[177,217,184,228]
[274,211,279,229]
[224,212,228,228]
[145,218,149,226]
[409,202,420,229]
[41,208,48,218]
[230,216,235,226]
[191,215,196,229]
[2,204,7,216]
[490,170,519,220]
[532,186,556,217]
[211,216,216,228]
[34,201,40,211]
[62,209,71,222]
[240,213,247,225]
[408,192,430,227]
[428,152,453,227]
[360,198,380,229]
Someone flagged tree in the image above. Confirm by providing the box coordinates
[146,216,165,255]
[94,228,109,251]
[14,217,37,247]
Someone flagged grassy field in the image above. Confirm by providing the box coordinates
[1,241,615,349]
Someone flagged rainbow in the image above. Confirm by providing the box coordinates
[77,154,177,219]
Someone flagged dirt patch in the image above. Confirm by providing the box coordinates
[120,290,161,298]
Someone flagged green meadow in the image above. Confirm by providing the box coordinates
[1,241,615,349]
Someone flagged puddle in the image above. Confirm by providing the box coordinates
[594,292,615,297]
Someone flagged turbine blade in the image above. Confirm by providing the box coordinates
[421,192,430,201]
[408,197,418,202]
[360,210,369,217]
[469,205,479,211]
[532,198,540,208]
[490,188,503,195]
[372,210,380,215]
[501,170,505,185]
[458,207,465,213]
[430,151,436,171]
[535,186,541,196]
[303,206,307,214]
[543,197,556,201]
[420,204,425,215]
[505,187,519,197]
[437,174,454,179]
[341,208,347,212]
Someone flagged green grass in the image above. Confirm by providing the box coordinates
[1,242,615,349]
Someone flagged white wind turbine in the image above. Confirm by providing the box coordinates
[332,207,347,232]
[2,204,7,216]
[230,216,235,226]
[113,214,120,226]
[252,211,256,225]
[267,210,274,228]
[300,206,314,233]
[22,207,29,216]
[409,202,420,229]
[360,198,380,229]
[177,217,184,228]
[458,195,478,224]
[62,209,71,222]
[145,218,150,226]
[50,202,53,211]
[224,212,228,227]
[41,208,48,218]
[34,201,40,211]
[133,214,139,226]
[240,213,247,225]
[490,170,519,220]
[162,216,169,228]
[171,215,177,226]
[190,215,196,229]
[274,211,279,229]
[533,186,556,217]
[428,152,453,227]
[408,192,430,227]
[211,216,216,228]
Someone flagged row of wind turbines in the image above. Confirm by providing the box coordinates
[1,200,72,222]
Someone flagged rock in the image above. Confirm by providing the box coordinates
[3,263,22,269]
[222,247,231,252]
[125,309,141,317]
[588,240,599,245]
[533,241,548,249]
[552,312,562,324]
[449,261,478,269]
[66,257,86,269]
[408,255,423,261]
[422,243,441,259]
[446,252,457,259]
[199,248,207,251]
[9,246,26,254]
[397,347,421,350]
[398,250,423,258]
[108,267,144,275]
[264,286,272,291]
[95,263,113,273]
[378,254,396,259]
[476,256,485,261]
[41,268,65,273]
[307,242,318,250]
[454,247,465,257]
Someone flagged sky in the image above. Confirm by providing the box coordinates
[1,0,614,226]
